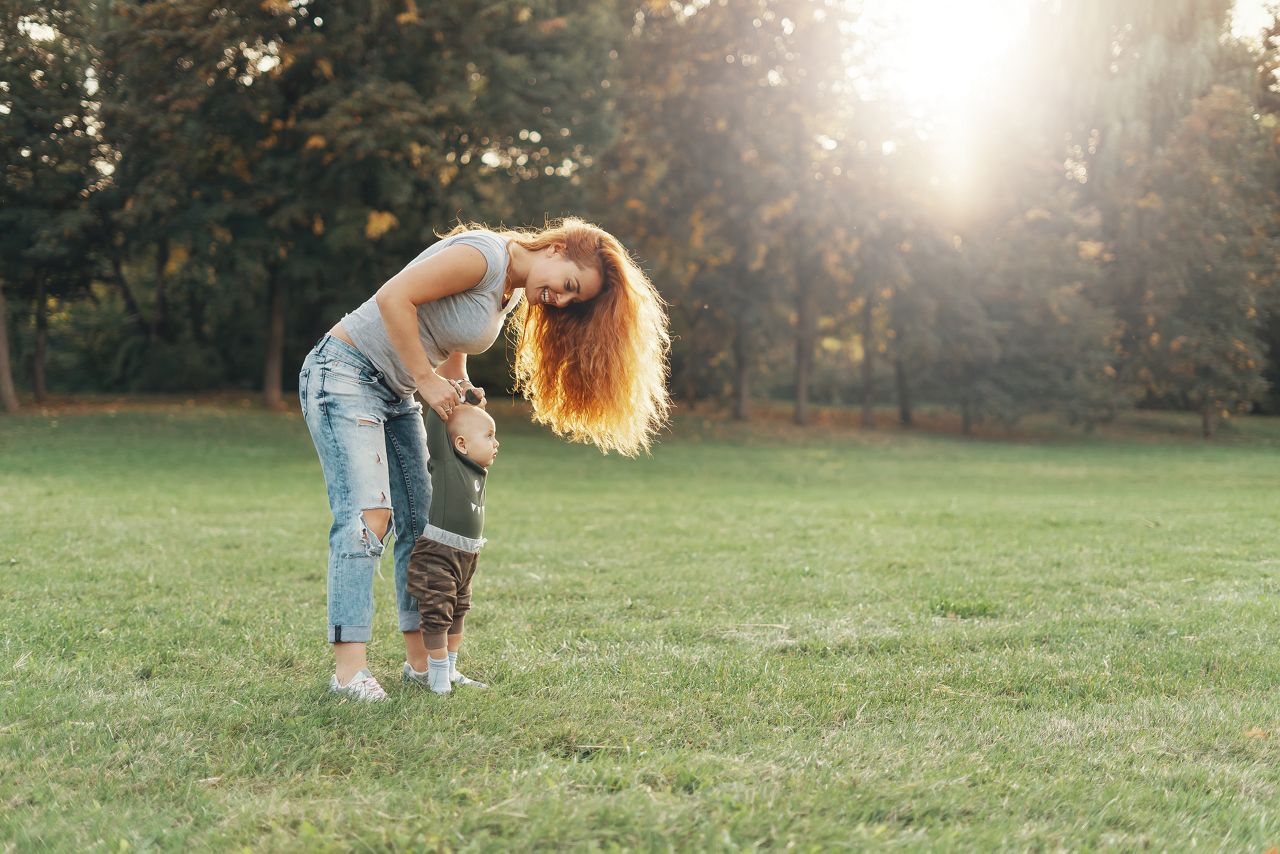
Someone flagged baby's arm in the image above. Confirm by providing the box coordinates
[425,408,450,459]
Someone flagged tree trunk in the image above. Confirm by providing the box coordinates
[186,272,209,346]
[1201,402,1215,438]
[262,275,286,410]
[895,356,913,427]
[109,250,148,337]
[682,351,698,405]
[680,308,700,405]
[0,283,20,413]
[860,293,875,429]
[33,278,48,404]
[794,276,814,426]
[150,237,169,342]
[732,316,749,421]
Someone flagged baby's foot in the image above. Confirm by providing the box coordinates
[451,670,489,689]
[403,661,451,695]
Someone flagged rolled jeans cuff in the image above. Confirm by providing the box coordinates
[328,624,372,644]
[398,609,421,632]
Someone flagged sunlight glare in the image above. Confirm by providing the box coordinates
[847,1,1030,202]
[1231,0,1275,41]
[864,0,1028,132]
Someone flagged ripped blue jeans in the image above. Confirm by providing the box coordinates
[299,335,432,643]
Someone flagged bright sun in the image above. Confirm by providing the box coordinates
[858,0,1029,136]
[861,0,1270,135]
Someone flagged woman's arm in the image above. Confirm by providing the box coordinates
[374,245,487,419]
[435,351,468,383]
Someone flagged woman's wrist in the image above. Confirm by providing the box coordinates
[434,371,470,388]
[417,371,470,395]
[415,369,446,389]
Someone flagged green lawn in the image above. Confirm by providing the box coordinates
[2,403,1278,850]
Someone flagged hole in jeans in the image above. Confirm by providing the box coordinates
[360,508,392,553]
[359,509,392,576]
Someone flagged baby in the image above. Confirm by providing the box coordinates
[403,397,498,694]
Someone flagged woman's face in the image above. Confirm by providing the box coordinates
[527,243,604,309]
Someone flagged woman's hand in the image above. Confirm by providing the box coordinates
[431,352,483,412]
[419,372,464,421]
[457,379,487,408]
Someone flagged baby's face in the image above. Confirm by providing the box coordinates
[452,408,499,468]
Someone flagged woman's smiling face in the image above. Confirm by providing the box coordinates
[527,243,604,309]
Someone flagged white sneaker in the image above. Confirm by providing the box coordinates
[329,668,388,701]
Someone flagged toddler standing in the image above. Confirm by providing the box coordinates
[404,395,498,694]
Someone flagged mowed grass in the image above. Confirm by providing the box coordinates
[2,402,1279,851]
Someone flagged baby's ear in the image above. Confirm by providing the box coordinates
[453,434,468,455]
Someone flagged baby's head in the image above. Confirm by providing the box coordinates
[447,405,499,468]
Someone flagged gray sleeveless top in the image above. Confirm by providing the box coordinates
[343,229,524,398]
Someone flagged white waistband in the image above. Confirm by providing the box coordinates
[423,524,486,554]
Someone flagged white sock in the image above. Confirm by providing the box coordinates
[427,655,451,694]
[448,650,459,678]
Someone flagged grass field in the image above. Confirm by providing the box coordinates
[2,401,1278,851]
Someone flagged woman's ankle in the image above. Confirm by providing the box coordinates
[333,642,369,684]
[403,630,430,672]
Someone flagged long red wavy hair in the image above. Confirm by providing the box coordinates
[443,217,671,456]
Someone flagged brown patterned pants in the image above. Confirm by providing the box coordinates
[406,536,479,639]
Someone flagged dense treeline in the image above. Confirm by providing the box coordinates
[3,0,1278,436]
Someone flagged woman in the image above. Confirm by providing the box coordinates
[299,217,670,700]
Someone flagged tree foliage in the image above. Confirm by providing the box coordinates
[2,0,1278,437]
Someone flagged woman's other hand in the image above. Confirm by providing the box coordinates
[458,380,487,408]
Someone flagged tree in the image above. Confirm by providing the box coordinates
[0,2,98,408]
[96,0,625,405]
[1253,11,1280,414]
[1118,86,1277,436]
[1019,0,1261,416]
[597,0,878,422]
